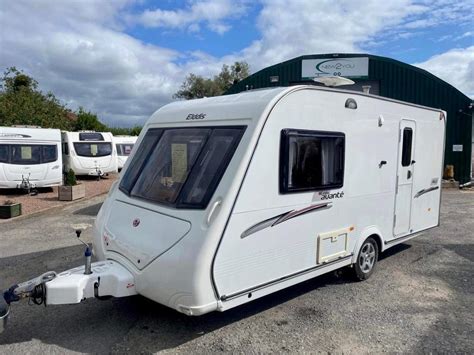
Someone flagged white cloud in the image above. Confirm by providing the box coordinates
[0,0,186,126]
[414,47,474,98]
[132,0,249,35]
[0,0,472,127]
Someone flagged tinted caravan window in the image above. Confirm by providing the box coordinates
[79,132,104,141]
[280,129,345,193]
[116,143,134,156]
[42,145,58,163]
[120,126,245,209]
[73,142,112,157]
[0,144,58,164]
[0,144,8,163]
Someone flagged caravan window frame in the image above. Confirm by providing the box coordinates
[279,129,345,193]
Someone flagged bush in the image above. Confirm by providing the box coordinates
[64,169,77,186]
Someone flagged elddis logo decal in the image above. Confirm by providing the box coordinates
[186,113,206,120]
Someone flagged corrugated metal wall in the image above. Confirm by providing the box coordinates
[226,54,473,183]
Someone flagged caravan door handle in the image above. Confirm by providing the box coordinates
[407,170,412,179]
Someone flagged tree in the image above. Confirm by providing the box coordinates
[173,61,250,100]
[73,107,107,131]
[109,126,142,136]
[0,67,73,130]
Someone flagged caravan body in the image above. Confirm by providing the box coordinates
[62,131,118,176]
[93,86,445,315]
[0,126,62,189]
[113,135,138,170]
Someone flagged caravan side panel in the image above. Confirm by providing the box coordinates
[213,89,398,301]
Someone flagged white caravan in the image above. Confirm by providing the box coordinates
[62,131,118,176]
[113,135,138,170]
[0,126,62,189]
[1,86,445,328]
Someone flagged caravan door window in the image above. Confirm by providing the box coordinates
[280,129,345,193]
[401,128,413,167]
[73,142,112,157]
[120,126,245,209]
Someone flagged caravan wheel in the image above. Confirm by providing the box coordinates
[352,237,378,281]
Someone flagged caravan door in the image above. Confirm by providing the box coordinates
[394,120,416,236]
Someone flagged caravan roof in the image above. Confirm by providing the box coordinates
[148,86,441,128]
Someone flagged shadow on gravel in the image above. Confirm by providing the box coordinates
[443,244,474,263]
[0,245,352,353]
[73,202,103,216]
[379,243,411,261]
[0,187,53,197]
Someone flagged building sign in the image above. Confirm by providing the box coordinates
[302,57,369,79]
[452,144,463,152]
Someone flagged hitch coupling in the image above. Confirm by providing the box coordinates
[1,271,57,333]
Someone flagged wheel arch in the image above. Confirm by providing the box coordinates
[351,226,384,264]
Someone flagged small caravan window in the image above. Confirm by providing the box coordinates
[116,143,134,156]
[73,142,112,157]
[401,128,413,167]
[79,132,104,141]
[120,126,245,209]
[280,129,345,193]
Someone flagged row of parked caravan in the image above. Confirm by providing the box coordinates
[0,126,137,189]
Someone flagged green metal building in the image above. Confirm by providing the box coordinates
[226,53,473,183]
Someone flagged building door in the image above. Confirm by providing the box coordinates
[394,120,416,236]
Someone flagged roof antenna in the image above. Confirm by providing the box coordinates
[313,76,355,87]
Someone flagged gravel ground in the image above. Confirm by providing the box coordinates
[0,189,472,353]
[0,174,118,218]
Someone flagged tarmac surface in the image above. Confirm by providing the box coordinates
[0,190,473,353]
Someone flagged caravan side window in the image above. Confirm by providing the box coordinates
[280,129,345,193]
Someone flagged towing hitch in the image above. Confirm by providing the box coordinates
[1,230,136,333]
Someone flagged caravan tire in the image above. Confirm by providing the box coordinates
[352,237,379,281]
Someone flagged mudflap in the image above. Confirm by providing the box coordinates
[46,260,137,305]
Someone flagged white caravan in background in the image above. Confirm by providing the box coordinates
[0,126,62,189]
[61,131,118,176]
[1,85,445,329]
[113,135,138,170]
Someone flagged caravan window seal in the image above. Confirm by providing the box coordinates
[279,129,345,194]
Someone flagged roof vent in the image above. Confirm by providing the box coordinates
[313,76,355,87]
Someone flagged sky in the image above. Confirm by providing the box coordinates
[0,0,472,127]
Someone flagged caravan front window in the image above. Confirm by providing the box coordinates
[73,142,112,157]
[0,144,8,163]
[120,126,245,208]
[0,144,58,164]
[280,129,345,193]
